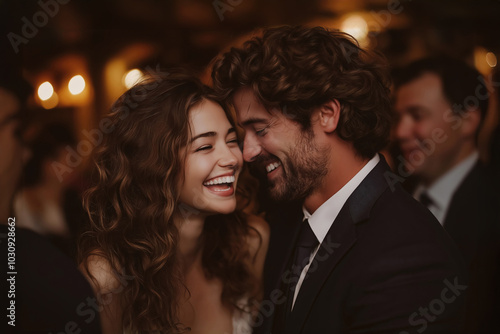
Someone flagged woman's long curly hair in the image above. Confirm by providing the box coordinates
[78,71,257,333]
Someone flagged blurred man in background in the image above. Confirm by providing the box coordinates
[0,60,101,333]
[14,122,86,259]
[394,56,500,333]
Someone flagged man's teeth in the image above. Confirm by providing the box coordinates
[203,175,235,186]
[266,162,281,173]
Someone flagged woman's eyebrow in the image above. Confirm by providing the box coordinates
[190,131,216,143]
[190,127,236,143]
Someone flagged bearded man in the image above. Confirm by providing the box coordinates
[212,26,466,334]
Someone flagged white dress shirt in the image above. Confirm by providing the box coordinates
[413,151,479,225]
[291,154,380,309]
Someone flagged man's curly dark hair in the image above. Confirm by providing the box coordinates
[211,25,394,159]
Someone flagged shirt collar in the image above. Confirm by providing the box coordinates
[302,154,380,244]
[414,151,479,212]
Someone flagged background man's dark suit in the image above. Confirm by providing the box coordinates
[257,157,466,334]
[1,225,101,333]
[428,162,500,333]
[441,162,499,266]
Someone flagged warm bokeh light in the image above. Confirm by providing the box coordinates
[474,47,495,75]
[340,14,368,42]
[38,81,54,101]
[123,69,144,89]
[68,75,86,95]
[40,92,59,109]
[486,52,497,68]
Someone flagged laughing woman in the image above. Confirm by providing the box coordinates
[78,72,269,334]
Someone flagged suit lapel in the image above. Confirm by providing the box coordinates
[264,213,303,333]
[272,215,303,292]
[286,205,357,332]
[285,155,391,332]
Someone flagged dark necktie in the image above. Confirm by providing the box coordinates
[287,220,319,310]
[418,191,434,208]
[273,220,319,332]
[291,220,319,280]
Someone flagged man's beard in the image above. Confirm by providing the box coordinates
[249,133,329,202]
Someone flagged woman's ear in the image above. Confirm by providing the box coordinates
[318,99,341,134]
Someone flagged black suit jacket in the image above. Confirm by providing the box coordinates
[1,225,101,333]
[257,156,466,334]
[439,162,500,333]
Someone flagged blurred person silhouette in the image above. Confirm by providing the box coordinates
[13,122,86,259]
[0,61,101,333]
[394,56,500,333]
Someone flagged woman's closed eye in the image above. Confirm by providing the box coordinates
[195,145,212,152]
[194,136,239,152]
[227,137,239,145]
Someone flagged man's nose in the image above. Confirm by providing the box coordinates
[242,133,262,162]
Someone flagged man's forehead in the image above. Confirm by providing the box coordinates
[233,88,277,122]
[235,104,277,128]
[398,73,444,99]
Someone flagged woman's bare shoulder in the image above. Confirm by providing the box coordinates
[247,214,270,248]
[79,251,122,294]
[79,251,126,333]
[245,214,270,276]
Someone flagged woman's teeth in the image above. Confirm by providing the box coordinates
[266,162,281,173]
[203,175,235,186]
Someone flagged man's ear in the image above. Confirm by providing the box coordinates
[318,99,341,133]
[461,108,481,138]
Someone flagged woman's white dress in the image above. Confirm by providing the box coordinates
[232,299,253,334]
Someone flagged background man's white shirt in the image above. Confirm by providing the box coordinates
[413,151,479,225]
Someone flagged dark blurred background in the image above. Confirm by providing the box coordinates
[1,0,499,256]
[2,0,499,130]
[1,0,500,137]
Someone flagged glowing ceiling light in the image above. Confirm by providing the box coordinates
[486,52,497,68]
[68,75,86,95]
[123,69,144,89]
[38,81,54,101]
[341,15,369,42]
[41,92,59,109]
